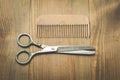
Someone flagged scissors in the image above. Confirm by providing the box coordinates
[16,33,95,64]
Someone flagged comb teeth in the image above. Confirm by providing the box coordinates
[37,24,90,38]
[37,15,90,38]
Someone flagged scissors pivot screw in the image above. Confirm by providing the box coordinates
[51,48,55,50]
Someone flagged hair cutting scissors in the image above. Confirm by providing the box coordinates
[16,33,95,64]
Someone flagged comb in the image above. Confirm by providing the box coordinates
[37,15,90,38]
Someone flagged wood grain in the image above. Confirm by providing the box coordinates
[89,0,120,80]
[29,0,92,80]
[0,0,30,80]
[0,0,120,80]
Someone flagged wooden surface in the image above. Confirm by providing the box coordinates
[0,0,120,80]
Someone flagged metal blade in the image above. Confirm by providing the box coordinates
[56,46,95,55]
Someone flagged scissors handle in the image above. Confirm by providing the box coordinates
[17,33,42,48]
[16,49,48,64]
[16,50,32,64]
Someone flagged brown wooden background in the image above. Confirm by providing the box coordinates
[0,0,120,80]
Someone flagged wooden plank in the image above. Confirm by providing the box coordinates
[89,0,120,80]
[29,0,95,80]
[0,0,30,80]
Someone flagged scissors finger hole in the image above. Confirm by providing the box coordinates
[17,33,32,47]
[16,51,30,63]
[19,35,31,45]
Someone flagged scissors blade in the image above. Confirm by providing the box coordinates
[56,46,95,55]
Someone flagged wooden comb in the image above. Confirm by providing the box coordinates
[37,15,90,38]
